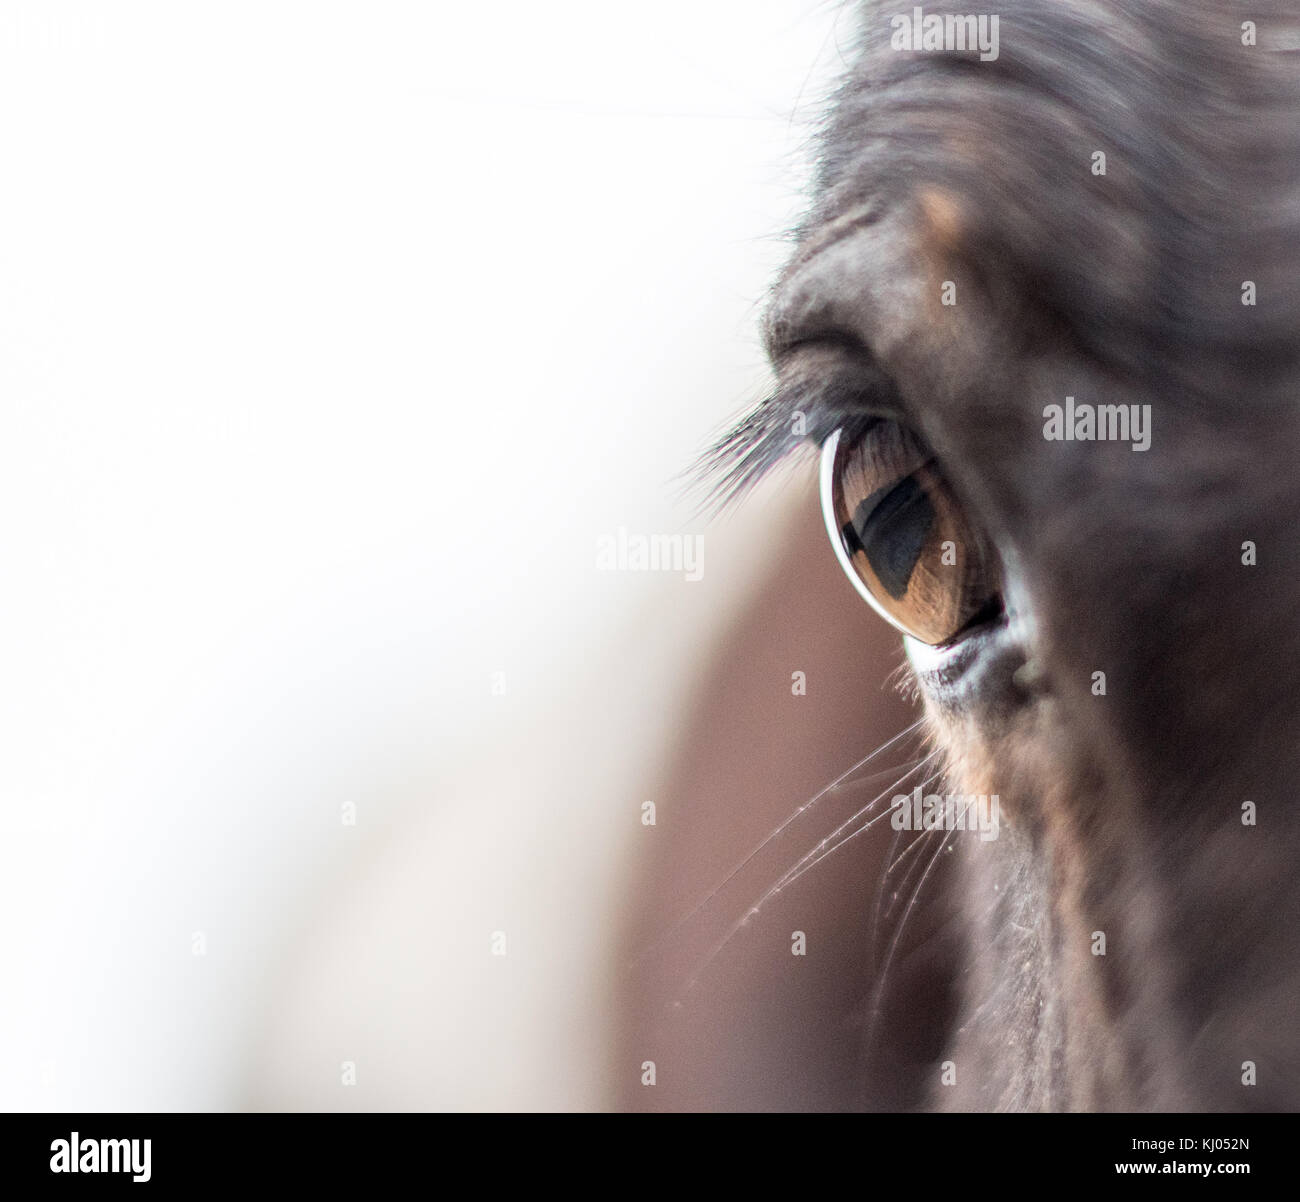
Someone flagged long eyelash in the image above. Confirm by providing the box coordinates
[689,349,902,514]
[689,388,813,514]
[689,377,879,515]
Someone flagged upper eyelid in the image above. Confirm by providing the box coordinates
[767,325,870,365]
[774,338,909,426]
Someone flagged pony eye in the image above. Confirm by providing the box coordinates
[819,425,1002,646]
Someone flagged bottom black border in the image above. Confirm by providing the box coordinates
[5,1111,1291,1189]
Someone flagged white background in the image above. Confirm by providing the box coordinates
[0,1,851,1108]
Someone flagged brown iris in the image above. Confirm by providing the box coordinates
[820,423,1001,645]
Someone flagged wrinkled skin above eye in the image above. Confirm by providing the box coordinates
[821,424,1002,646]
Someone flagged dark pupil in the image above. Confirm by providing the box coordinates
[841,476,934,600]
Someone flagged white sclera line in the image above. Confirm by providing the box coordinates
[819,428,920,640]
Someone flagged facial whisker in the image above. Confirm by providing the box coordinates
[867,824,960,1050]
[629,719,927,973]
[672,748,940,1001]
[756,754,943,899]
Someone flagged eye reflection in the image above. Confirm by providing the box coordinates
[819,425,1002,645]
[841,474,933,600]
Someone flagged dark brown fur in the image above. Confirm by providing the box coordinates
[669,0,1300,1111]
[777,0,1300,1110]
